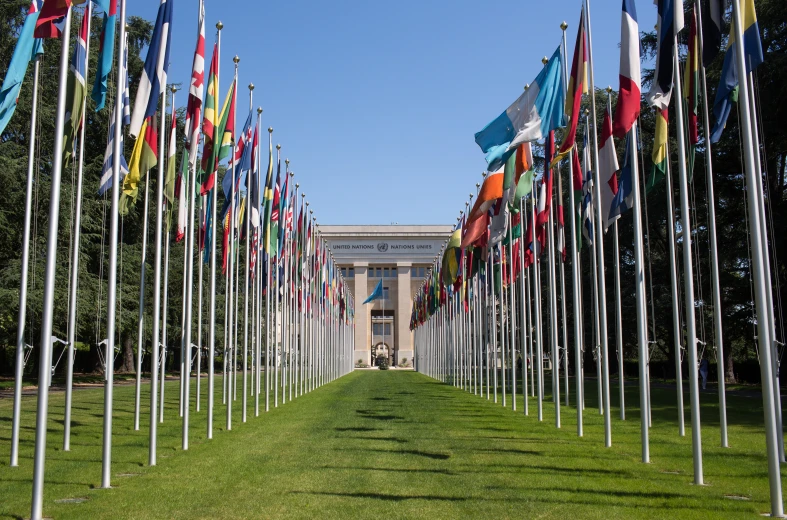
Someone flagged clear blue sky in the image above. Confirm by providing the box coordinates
[127,0,656,226]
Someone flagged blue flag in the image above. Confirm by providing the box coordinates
[609,132,635,221]
[363,280,383,305]
[92,1,118,111]
[0,1,44,136]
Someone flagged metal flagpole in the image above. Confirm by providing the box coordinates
[242,83,254,423]
[604,87,625,422]
[730,2,783,513]
[161,107,173,425]
[693,0,727,448]
[507,214,517,411]
[196,193,204,414]
[519,196,528,415]
[585,0,612,447]
[491,248,498,403]
[227,57,239,430]
[532,177,544,420]
[207,20,223,440]
[10,52,41,467]
[254,107,263,415]
[134,183,151,429]
[184,117,199,448]
[499,242,505,407]
[64,5,92,450]
[671,35,703,484]
[546,134,561,428]
[30,10,73,517]
[664,142,685,436]
[560,20,584,435]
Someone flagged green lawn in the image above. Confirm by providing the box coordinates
[0,369,783,519]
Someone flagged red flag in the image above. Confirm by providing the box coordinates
[35,0,76,39]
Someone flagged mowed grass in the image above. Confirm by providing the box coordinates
[0,369,784,519]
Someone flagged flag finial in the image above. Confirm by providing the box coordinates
[606,86,613,93]
[257,107,263,114]
[249,83,255,91]
[268,127,273,133]
[560,21,568,31]
[216,21,223,30]
[542,56,548,65]
[233,55,239,64]
[276,144,281,150]
[170,85,177,93]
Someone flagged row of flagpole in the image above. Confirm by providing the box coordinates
[3,1,356,519]
[411,0,782,515]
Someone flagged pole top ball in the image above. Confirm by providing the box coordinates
[606,86,613,93]
[257,107,263,114]
[584,108,590,115]
[295,183,300,189]
[249,83,255,91]
[289,170,294,177]
[285,158,290,165]
[276,144,281,150]
[233,55,240,64]
[482,172,487,178]
[560,21,568,31]
[170,85,177,93]
[542,56,548,65]
[216,21,223,30]
[475,182,480,188]
[301,193,305,198]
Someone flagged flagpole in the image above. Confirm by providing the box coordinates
[691,0,728,450]
[672,34,703,484]
[605,87,625,422]
[184,126,200,448]
[161,189,171,422]
[584,0,612,447]
[240,84,254,422]
[254,107,263,415]
[519,196,528,415]
[507,212,517,411]
[207,20,223,440]
[545,130,561,427]
[64,4,92,450]
[226,58,239,431]
[30,9,73,516]
[730,2,783,513]
[10,51,40,467]
[532,175,543,421]
[134,172,151,430]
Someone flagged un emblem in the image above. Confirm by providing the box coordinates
[377,242,389,252]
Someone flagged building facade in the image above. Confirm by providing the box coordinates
[320,225,453,367]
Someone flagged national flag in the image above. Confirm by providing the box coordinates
[648,0,685,110]
[270,154,282,256]
[98,117,129,195]
[165,111,177,208]
[647,108,669,191]
[185,0,205,165]
[200,44,218,176]
[0,1,44,135]
[120,116,158,215]
[222,111,252,199]
[710,0,763,143]
[262,132,274,264]
[249,126,261,228]
[537,132,555,227]
[201,80,235,194]
[62,6,89,164]
[364,281,383,305]
[684,8,699,179]
[92,0,117,110]
[552,10,587,167]
[176,150,188,242]
[460,212,490,249]
[441,229,462,286]
[513,169,536,203]
[510,143,534,211]
[581,128,593,246]
[466,171,504,225]
[557,203,566,262]
[35,0,81,39]
[490,154,515,245]
[702,0,727,66]
[612,0,641,138]
[475,46,565,172]
[610,131,635,220]
[218,81,237,163]
[129,0,173,138]
[121,33,130,125]
[598,107,620,232]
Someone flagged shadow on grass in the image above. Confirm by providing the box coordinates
[291,490,466,502]
[334,426,379,432]
[321,465,455,475]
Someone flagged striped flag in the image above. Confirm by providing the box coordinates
[609,131,635,221]
[184,0,205,165]
[176,150,188,242]
[598,107,620,232]
[552,9,587,167]
[0,1,44,135]
[684,8,699,178]
[120,116,158,215]
[129,0,173,138]
[648,0,684,110]
[647,108,669,191]
[122,33,130,125]
[35,0,77,39]
[92,0,117,110]
[98,118,129,195]
[249,126,261,228]
[581,128,594,246]
[165,111,177,207]
[62,5,89,163]
[702,0,727,65]
[612,0,641,138]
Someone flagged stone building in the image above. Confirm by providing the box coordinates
[320,225,453,367]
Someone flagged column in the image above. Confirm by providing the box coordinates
[354,263,369,366]
[396,262,412,367]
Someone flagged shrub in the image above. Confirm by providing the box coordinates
[376,355,389,370]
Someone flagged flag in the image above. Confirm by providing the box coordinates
[553,10,587,167]
[648,0,684,110]
[466,171,504,225]
[201,80,235,194]
[176,150,188,242]
[121,33,130,125]
[62,6,89,164]
[120,116,157,215]
[222,111,252,199]
[184,0,205,165]
[200,44,218,176]
[490,154,516,245]
[129,0,173,138]
[270,154,282,256]
[702,0,727,66]
[165,111,177,206]
[612,0,641,138]
[610,131,635,220]
[460,212,490,249]
[598,107,620,232]
[364,280,384,304]
[581,128,593,246]
[92,0,117,110]
[218,82,237,163]
[513,169,536,202]
[710,0,763,143]
[262,132,274,262]
[684,8,699,179]
[537,132,555,227]
[98,117,128,195]
[249,126,261,228]
[35,0,82,39]
[0,1,44,135]
[647,108,669,191]
[511,143,534,210]
[557,203,566,262]
[475,46,565,172]
[441,229,462,286]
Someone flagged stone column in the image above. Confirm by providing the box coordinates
[396,262,413,367]
[354,263,369,366]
